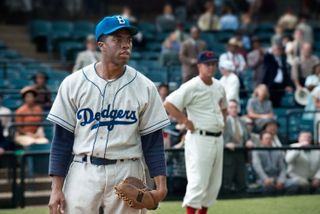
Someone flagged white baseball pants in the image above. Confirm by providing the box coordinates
[182,132,224,209]
[62,157,147,214]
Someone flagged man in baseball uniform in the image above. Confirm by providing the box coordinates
[164,51,227,214]
[47,15,170,214]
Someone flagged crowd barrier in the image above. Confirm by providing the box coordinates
[1,146,320,208]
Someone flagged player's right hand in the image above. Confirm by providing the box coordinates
[48,189,65,214]
[184,119,195,132]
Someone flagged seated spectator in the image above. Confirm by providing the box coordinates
[247,37,265,87]
[252,131,286,193]
[239,13,256,36]
[14,86,48,147]
[285,131,320,194]
[197,0,219,31]
[0,94,12,137]
[262,120,285,147]
[277,7,298,30]
[179,26,207,82]
[241,116,260,146]
[159,23,188,66]
[271,24,284,46]
[263,43,293,107]
[291,43,319,89]
[222,100,253,193]
[73,34,101,72]
[219,5,239,31]
[219,60,240,103]
[156,3,176,32]
[30,72,52,111]
[247,84,275,132]
[161,32,181,54]
[158,83,170,102]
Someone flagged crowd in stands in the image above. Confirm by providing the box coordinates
[1,0,320,196]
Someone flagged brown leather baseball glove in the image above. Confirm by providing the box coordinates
[114,177,158,210]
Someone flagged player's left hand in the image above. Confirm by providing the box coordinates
[150,188,167,205]
[114,177,159,210]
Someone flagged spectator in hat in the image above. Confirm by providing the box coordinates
[219,37,246,75]
[73,34,101,72]
[29,71,52,111]
[219,59,240,103]
[14,86,48,147]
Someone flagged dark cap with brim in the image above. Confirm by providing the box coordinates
[95,15,138,41]
[197,51,219,64]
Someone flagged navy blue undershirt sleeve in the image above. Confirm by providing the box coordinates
[141,129,167,178]
[49,124,74,177]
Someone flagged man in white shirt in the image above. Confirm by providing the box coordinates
[219,59,240,103]
[285,131,320,193]
[164,50,227,214]
[219,38,246,75]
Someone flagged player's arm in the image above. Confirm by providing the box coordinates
[48,125,74,214]
[164,101,194,132]
[141,129,167,202]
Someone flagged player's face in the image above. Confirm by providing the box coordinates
[198,62,216,78]
[99,29,133,65]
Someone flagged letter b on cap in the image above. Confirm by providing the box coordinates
[116,16,125,24]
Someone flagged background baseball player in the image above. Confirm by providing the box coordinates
[47,15,170,214]
[164,51,227,214]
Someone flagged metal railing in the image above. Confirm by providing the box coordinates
[1,145,320,208]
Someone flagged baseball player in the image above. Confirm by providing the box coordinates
[164,51,227,214]
[47,15,170,214]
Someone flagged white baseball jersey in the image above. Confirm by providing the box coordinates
[47,63,170,159]
[166,76,227,133]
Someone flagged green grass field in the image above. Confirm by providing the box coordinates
[1,195,320,214]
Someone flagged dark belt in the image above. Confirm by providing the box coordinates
[82,155,117,166]
[199,130,222,137]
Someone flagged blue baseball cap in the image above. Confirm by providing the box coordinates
[197,51,219,64]
[95,15,138,41]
